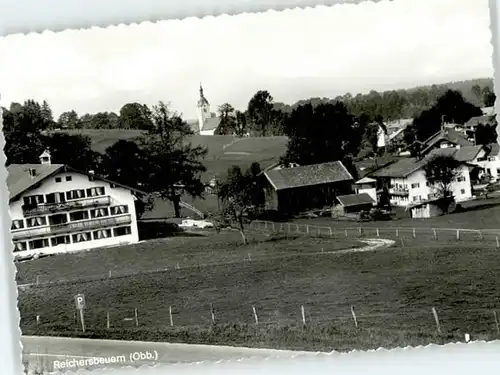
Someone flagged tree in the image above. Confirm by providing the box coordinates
[41,100,54,125]
[281,102,362,178]
[247,90,275,136]
[214,103,237,135]
[139,102,208,218]
[119,103,153,130]
[471,84,482,102]
[2,101,49,164]
[483,86,496,107]
[102,140,148,188]
[234,110,248,136]
[423,154,462,213]
[43,132,101,172]
[406,89,483,144]
[79,112,120,128]
[217,163,265,244]
[475,122,498,145]
[58,110,81,129]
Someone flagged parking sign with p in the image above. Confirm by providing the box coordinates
[75,294,86,310]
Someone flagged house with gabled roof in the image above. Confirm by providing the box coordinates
[8,150,146,257]
[370,147,475,207]
[420,128,474,155]
[262,161,354,215]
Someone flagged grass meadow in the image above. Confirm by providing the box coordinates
[17,218,500,352]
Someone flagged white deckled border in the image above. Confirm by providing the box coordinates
[0,0,499,373]
[0,0,369,36]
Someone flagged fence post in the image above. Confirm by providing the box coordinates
[456,229,460,241]
[351,306,358,328]
[306,225,310,235]
[496,237,499,249]
[433,228,437,240]
[432,307,441,334]
[328,227,333,236]
[134,308,139,327]
[106,312,110,329]
[36,275,40,286]
[358,227,362,235]
[252,305,259,325]
[396,228,399,237]
[412,228,416,238]
[345,229,348,237]
[108,270,112,278]
[301,305,306,326]
[210,303,216,325]
[478,230,483,241]
[494,311,500,333]
[287,223,291,232]
[169,306,174,327]
[376,228,380,237]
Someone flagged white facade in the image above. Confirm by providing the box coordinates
[10,170,140,258]
[474,152,500,182]
[387,166,472,207]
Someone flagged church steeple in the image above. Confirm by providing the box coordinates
[198,82,209,107]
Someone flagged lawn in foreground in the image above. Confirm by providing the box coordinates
[18,229,500,352]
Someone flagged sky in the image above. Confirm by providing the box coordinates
[0,0,494,120]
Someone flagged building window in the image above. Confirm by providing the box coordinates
[457,176,466,182]
[66,176,72,181]
[413,196,418,202]
[72,232,92,243]
[48,213,68,226]
[86,187,105,197]
[66,189,85,200]
[69,210,89,221]
[55,177,62,183]
[27,217,47,228]
[23,195,45,205]
[461,189,466,195]
[46,192,66,204]
[110,205,128,215]
[13,241,27,252]
[11,220,24,230]
[93,229,111,240]
[113,226,131,237]
[51,235,70,246]
[411,183,420,189]
[28,238,50,249]
[90,208,109,218]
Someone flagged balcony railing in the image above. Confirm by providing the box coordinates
[22,195,111,217]
[11,214,132,241]
[389,187,409,196]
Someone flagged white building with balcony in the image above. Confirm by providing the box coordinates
[8,150,145,257]
[370,147,476,207]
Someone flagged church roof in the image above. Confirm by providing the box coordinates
[201,117,220,132]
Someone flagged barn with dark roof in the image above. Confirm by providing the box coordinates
[262,161,354,215]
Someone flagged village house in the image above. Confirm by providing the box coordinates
[370,147,475,207]
[262,161,354,215]
[9,150,145,257]
[353,177,378,203]
[473,143,500,182]
[419,128,474,155]
[333,193,376,216]
[406,196,455,219]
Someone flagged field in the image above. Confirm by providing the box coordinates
[58,129,288,181]
[16,215,500,352]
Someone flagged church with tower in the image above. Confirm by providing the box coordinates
[191,83,221,136]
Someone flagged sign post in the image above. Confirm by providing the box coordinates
[74,294,86,333]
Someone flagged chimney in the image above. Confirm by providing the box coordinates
[28,168,37,178]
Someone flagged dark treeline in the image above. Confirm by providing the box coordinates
[1,78,497,219]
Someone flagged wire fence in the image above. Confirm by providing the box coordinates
[19,219,500,345]
[17,220,500,287]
